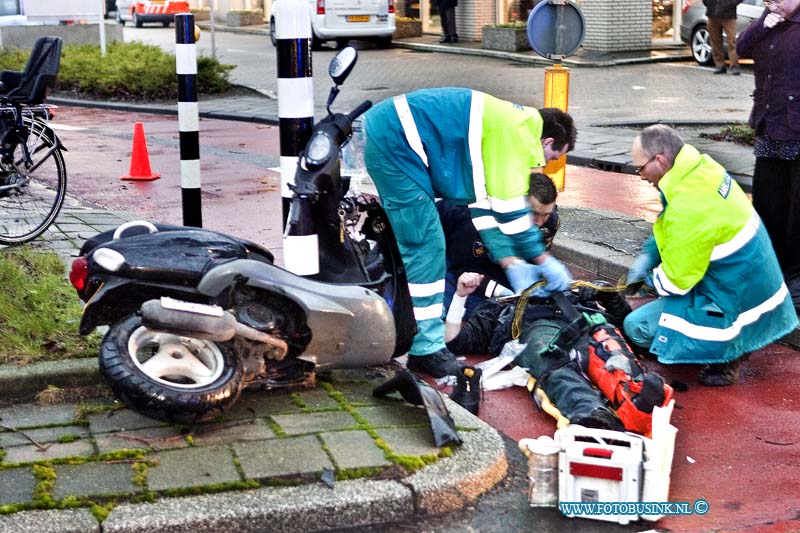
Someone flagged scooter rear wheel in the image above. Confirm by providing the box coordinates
[99,314,244,424]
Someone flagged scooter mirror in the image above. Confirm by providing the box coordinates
[329,46,358,86]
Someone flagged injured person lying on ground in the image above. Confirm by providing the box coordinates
[444,272,673,437]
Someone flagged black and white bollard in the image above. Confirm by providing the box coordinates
[175,13,202,228]
[275,0,316,274]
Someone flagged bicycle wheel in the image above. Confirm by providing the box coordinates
[0,118,67,245]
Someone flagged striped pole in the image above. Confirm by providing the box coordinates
[275,0,313,230]
[175,13,202,227]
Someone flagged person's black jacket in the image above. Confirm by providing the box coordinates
[703,0,741,19]
[446,287,631,356]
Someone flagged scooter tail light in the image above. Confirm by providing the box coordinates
[317,0,325,15]
[69,256,88,293]
[388,0,394,14]
[682,0,691,14]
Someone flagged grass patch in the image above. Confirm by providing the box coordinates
[160,479,259,498]
[700,123,756,146]
[0,41,234,102]
[89,502,116,523]
[73,401,123,423]
[265,416,288,438]
[0,248,100,365]
[31,463,57,507]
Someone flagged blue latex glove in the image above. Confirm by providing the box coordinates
[495,285,514,297]
[505,261,543,294]
[538,255,572,293]
[627,253,658,286]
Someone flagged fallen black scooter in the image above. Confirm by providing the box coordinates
[70,47,417,423]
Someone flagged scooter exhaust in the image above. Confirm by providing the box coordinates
[141,297,289,360]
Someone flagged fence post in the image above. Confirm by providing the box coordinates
[175,13,202,227]
[275,0,313,230]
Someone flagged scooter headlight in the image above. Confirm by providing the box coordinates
[305,132,333,167]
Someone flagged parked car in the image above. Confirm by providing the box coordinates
[680,0,765,65]
[269,0,396,50]
[115,0,190,28]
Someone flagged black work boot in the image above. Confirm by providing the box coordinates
[571,406,625,432]
[406,348,463,378]
[697,359,740,387]
[449,366,482,415]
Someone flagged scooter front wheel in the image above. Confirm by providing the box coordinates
[99,315,244,424]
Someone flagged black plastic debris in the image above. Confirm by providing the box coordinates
[373,370,462,447]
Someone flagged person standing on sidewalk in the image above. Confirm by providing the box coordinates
[624,125,797,386]
[438,0,458,43]
[704,0,743,74]
[363,87,576,379]
[736,0,800,314]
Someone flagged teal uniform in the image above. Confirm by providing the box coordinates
[364,87,547,355]
[623,145,798,364]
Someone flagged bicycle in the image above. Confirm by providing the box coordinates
[0,102,67,245]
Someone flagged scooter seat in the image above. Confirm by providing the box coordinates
[90,228,272,285]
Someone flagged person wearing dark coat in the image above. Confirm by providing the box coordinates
[438,0,458,43]
[703,0,743,74]
[736,0,800,314]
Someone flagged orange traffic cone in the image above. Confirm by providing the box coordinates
[121,122,160,181]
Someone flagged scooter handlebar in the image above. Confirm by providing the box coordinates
[348,100,372,122]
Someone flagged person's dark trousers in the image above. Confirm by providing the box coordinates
[753,156,800,280]
[440,6,457,41]
[514,321,607,422]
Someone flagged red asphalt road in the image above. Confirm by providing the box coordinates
[53,106,800,532]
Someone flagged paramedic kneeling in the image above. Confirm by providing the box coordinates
[624,124,798,386]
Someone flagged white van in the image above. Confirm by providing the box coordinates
[270,0,396,50]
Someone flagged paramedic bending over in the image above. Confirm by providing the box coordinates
[363,87,577,380]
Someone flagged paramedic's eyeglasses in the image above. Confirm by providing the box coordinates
[635,155,658,175]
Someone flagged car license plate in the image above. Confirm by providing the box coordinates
[347,15,370,22]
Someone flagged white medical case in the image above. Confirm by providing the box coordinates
[554,401,677,525]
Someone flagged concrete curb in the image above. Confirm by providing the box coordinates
[552,235,632,282]
[0,358,102,403]
[391,41,692,68]
[0,509,100,533]
[407,400,509,515]
[102,480,416,533]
